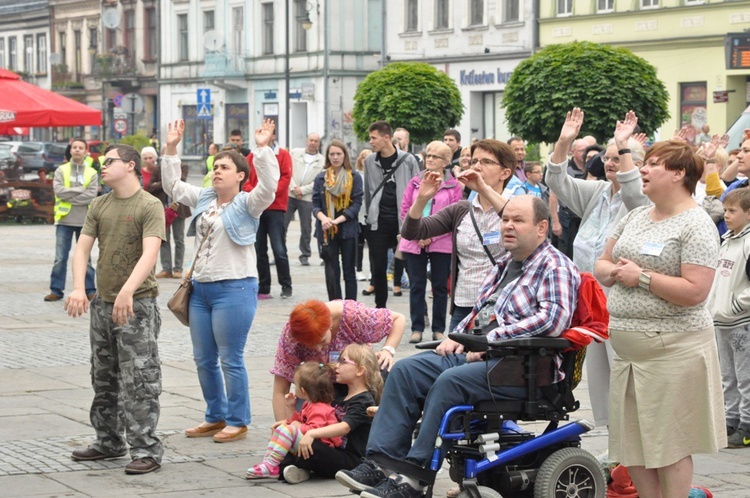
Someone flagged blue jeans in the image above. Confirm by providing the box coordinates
[50,224,96,297]
[366,352,528,466]
[256,210,292,294]
[320,233,357,300]
[405,251,451,334]
[189,277,258,427]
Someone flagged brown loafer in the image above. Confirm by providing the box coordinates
[155,270,171,278]
[185,420,226,438]
[71,446,127,461]
[409,332,423,343]
[172,271,183,279]
[44,293,62,302]
[125,457,161,475]
[213,425,247,443]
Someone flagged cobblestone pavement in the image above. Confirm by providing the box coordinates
[1,178,750,496]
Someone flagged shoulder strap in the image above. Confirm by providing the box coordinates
[371,154,409,201]
[469,206,497,267]
[185,229,211,279]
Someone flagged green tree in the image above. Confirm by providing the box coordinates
[502,41,669,143]
[118,133,150,151]
[353,62,463,144]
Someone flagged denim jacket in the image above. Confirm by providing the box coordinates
[189,190,260,246]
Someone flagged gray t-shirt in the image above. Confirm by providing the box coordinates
[608,205,718,332]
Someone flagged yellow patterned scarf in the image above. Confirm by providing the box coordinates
[324,167,353,241]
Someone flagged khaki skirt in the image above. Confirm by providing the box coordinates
[608,326,726,469]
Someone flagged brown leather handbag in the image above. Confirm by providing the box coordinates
[167,231,209,326]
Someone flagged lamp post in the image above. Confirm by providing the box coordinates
[285,1,313,148]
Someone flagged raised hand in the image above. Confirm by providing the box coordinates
[633,133,648,146]
[165,120,184,154]
[702,134,720,160]
[614,110,638,146]
[719,133,730,149]
[416,170,442,200]
[672,126,689,143]
[558,108,584,144]
[457,168,488,193]
[255,119,275,148]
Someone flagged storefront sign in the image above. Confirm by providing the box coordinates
[713,91,729,103]
[459,69,514,86]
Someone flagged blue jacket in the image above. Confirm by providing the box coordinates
[312,169,364,240]
[188,189,260,246]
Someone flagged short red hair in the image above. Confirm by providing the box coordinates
[288,300,332,348]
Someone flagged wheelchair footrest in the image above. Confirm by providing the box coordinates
[370,453,437,486]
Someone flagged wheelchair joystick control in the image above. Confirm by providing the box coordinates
[471,327,484,336]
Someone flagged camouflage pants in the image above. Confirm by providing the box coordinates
[88,296,164,462]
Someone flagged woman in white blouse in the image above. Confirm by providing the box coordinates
[162,119,280,443]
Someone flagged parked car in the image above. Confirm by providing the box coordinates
[87,140,103,162]
[0,144,22,180]
[16,142,68,172]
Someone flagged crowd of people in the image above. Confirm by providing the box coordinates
[50,108,750,498]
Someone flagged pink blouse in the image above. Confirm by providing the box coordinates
[271,300,393,383]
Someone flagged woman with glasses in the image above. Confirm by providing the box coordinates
[271,299,404,422]
[401,139,514,334]
[312,140,363,301]
[161,119,279,443]
[545,109,649,430]
[397,141,462,343]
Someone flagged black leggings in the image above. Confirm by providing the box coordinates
[279,440,360,479]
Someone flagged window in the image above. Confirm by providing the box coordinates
[435,0,449,29]
[597,0,614,11]
[556,0,572,15]
[178,13,188,61]
[106,28,116,52]
[74,30,81,77]
[0,39,5,69]
[182,105,215,156]
[470,0,483,25]
[294,0,308,52]
[9,37,17,70]
[233,7,244,54]
[38,34,47,74]
[262,3,274,55]
[145,7,157,60]
[405,0,419,31]
[641,0,658,8]
[87,28,96,69]
[124,10,135,56]
[203,10,215,32]
[24,35,33,73]
[503,0,519,22]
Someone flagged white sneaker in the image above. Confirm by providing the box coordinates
[356,271,368,281]
[283,464,311,484]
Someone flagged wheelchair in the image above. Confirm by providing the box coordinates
[394,331,607,498]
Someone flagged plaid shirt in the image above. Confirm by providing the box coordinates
[456,240,580,382]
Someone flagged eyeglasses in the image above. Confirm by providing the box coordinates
[102,157,125,167]
[337,356,357,366]
[470,158,502,167]
[425,154,446,161]
[601,156,621,165]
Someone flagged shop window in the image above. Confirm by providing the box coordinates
[679,82,707,140]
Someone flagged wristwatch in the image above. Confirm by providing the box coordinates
[381,346,396,356]
[638,271,652,291]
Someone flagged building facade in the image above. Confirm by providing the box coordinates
[538,0,750,140]
[159,0,383,159]
[385,0,536,144]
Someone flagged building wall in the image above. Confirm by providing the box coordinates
[0,0,51,89]
[538,0,750,139]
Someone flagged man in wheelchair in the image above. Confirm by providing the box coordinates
[336,196,583,498]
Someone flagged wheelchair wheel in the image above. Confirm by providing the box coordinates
[533,447,606,498]
[457,485,504,498]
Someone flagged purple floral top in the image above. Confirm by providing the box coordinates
[271,300,393,383]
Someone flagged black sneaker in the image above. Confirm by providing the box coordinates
[281,287,293,299]
[360,474,424,498]
[335,460,387,492]
[727,427,750,448]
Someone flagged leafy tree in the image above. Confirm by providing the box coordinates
[503,41,669,143]
[353,62,463,144]
[118,133,150,151]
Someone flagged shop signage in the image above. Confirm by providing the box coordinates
[713,91,729,103]
[459,69,514,86]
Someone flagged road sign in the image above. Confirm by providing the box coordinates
[197,88,211,104]
[114,119,127,134]
[197,104,212,119]
[113,93,125,107]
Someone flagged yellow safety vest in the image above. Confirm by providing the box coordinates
[54,161,98,222]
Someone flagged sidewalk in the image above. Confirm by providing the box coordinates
[1,218,749,497]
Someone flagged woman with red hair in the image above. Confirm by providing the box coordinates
[271,299,404,421]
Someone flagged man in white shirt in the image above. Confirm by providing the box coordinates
[285,133,324,266]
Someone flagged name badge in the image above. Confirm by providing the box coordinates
[640,242,665,256]
[483,231,501,246]
[76,174,85,184]
[328,350,341,363]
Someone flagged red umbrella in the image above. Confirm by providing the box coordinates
[0,68,102,133]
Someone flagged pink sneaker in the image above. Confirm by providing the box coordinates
[258,293,273,300]
[246,463,279,479]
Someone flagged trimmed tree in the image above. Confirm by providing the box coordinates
[502,41,669,143]
[353,62,463,144]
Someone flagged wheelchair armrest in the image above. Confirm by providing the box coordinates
[414,340,443,350]
[488,337,572,350]
[447,333,488,352]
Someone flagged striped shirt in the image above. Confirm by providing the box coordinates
[456,240,580,382]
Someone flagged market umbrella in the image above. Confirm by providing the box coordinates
[0,68,102,133]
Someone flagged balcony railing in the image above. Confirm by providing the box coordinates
[93,51,137,79]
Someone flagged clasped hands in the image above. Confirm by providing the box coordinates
[609,257,642,288]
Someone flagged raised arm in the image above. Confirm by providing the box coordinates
[161,120,201,207]
[246,120,280,218]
